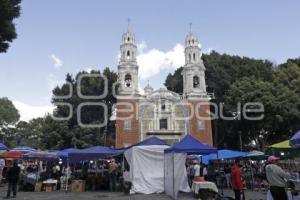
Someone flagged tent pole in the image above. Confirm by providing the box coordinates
[66,158,69,192]
[173,152,176,200]
[250,162,254,191]
[216,151,224,195]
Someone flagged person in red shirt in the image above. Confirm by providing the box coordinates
[231,159,244,200]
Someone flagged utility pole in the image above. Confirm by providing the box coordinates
[238,131,243,151]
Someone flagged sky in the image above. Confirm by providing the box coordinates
[0,0,300,121]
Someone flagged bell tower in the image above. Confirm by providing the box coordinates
[181,28,213,145]
[117,23,139,96]
[115,23,140,148]
[182,31,207,97]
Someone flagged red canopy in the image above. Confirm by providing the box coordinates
[2,150,23,159]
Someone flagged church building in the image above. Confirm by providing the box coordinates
[115,27,213,148]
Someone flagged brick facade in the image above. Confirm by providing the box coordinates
[115,98,139,148]
[188,99,213,146]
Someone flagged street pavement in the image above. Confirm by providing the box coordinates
[0,186,267,200]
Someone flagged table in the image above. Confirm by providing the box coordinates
[192,181,218,200]
[42,179,58,192]
[192,181,218,194]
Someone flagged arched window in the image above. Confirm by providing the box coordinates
[193,53,196,61]
[189,54,191,62]
[127,51,130,59]
[127,37,130,42]
[192,39,194,44]
[125,74,132,87]
[193,76,200,88]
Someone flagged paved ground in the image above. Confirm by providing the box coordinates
[0,186,267,200]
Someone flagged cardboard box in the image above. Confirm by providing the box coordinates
[34,182,42,192]
[45,184,53,192]
[71,180,86,192]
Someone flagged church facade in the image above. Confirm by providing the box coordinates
[115,28,213,148]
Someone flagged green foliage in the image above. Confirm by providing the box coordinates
[0,97,20,125]
[50,68,117,148]
[165,67,183,94]
[0,0,21,53]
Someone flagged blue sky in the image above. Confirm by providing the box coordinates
[0,0,300,121]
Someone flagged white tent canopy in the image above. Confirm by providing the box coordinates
[124,145,190,195]
[164,152,191,199]
[164,135,217,199]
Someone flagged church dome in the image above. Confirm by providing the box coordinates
[147,87,181,101]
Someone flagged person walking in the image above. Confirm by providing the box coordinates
[265,156,290,200]
[224,164,231,188]
[187,161,195,186]
[231,159,244,200]
[5,161,20,198]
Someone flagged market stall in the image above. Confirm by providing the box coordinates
[164,135,217,200]
[2,150,23,160]
[267,140,300,158]
[68,146,122,163]
[201,149,248,165]
[124,145,170,194]
[122,136,169,194]
[0,143,8,151]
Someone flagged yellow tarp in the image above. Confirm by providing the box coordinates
[270,140,291,148]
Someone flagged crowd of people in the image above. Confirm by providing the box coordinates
[0,155,296,200]
[186,156,295,200]
[0,157,131,197]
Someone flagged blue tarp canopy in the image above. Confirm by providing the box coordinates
[12,146,36,153]
[56,148,80,159]
[23,151,58,160]
[133,136,167,146]
[290,130,300,148]
[123,136,167,150]
[0,143,8,151]
[69,146,123,162]
[164,135,217,154]
[201,149,248,165]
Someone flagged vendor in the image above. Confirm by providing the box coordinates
[194,161,206,182]
[81,162,88,180]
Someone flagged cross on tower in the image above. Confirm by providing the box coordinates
[127,18,131,31]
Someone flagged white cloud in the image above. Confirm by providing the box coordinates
[50,54,63,69]
[137,41,147,54]
[137,42,185,80]
[13,101,54,122]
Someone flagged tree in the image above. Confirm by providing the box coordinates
[39,115,72,150]
[0,97,19,126]
[0,0,21,53]
[50,68,118,148]
[164,67,183,94]
[0,97,19,146]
